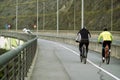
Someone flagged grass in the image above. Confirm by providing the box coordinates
[0,48,8,55]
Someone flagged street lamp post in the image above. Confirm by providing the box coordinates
[43,1,45,31]
[16,0,18,31]
[37,0,39,35]
[57,0,59,35]
[81,0,84,29]
[111,0,113,31]
[74,0,76,31]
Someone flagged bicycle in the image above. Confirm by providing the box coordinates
[80,44,87,64]
[102,44,110,64]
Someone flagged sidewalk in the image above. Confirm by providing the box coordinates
[29,39,70,80]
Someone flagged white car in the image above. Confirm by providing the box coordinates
[23,28,32,34]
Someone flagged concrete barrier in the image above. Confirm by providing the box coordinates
[38,34,120,59]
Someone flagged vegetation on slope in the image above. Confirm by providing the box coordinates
[0,0,119,31]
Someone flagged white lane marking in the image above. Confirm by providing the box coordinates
[57,43,120,80]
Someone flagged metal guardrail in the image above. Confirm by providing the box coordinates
[0,31,36,41]
[0,31,37,80]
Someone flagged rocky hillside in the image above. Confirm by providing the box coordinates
[0,0,120,31]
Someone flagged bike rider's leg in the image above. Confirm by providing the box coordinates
[86,41,89,54]
[84,43,88,58]
[106,41,112,53]
[102,48,105,57]
[79,42,83,56]
[102,41,106,60]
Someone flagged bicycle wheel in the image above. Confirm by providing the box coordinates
[83,57,87,64]
[80,47,84,62]
[102,57,105,63]
[80,54,83,62]
[106,53,110,64]
[83,45,87,64]
[105,45,110,64]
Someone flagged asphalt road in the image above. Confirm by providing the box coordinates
[30,39,120,80]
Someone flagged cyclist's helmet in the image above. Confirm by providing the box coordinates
[103,27,107,31]
[82,26,86,29]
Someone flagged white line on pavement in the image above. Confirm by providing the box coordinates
[57,43,120,80]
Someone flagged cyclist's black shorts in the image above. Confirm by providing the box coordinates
[79,40,89,49]
[103,41,112,49]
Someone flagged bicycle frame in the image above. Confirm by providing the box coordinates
[102,44,110,64]
[105,44,109,57]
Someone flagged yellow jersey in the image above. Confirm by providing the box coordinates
[98,31,113,42]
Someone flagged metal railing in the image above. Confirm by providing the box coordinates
[0,31,37,80]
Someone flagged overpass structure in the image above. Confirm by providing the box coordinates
[0,31,120,80]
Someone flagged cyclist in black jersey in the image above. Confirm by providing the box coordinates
[76,27,91,57]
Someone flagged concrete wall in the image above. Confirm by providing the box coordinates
[39,34,120,59]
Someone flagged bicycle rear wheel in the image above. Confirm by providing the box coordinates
[80,54,83,62]
[83,45,87,64]
[80,47,84,62]
[106,53,110,64]
[105,45,110,64]
[83,57,86,64]
[80,45,84,63]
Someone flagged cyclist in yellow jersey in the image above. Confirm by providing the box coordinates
[98,27,113,61]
